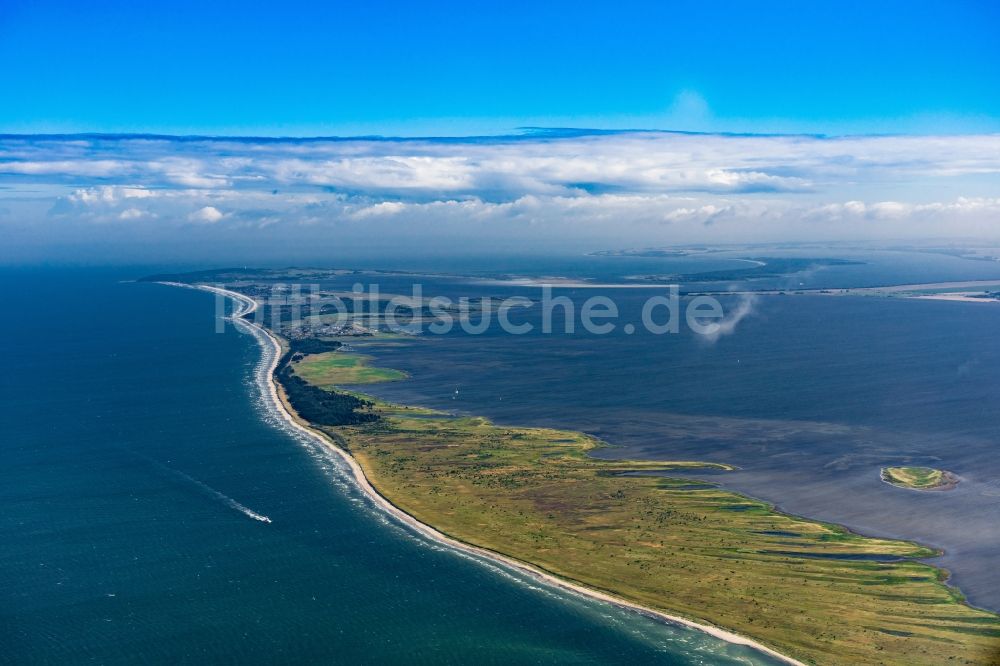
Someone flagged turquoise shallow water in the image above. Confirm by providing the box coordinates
[0,269,782,665]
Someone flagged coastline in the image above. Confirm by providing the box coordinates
[183,282,807,666]
[880,467,961,492]
[686,279,1000,299]
[909,292,1000,304]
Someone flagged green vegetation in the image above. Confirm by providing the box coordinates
[292,352,407,387]
[294,350,999,664]
[276,368,379,426]
[287,337,343,356]
[275,346,379,426]
[264,332,1000,665]
[180,271,997,665]
[882,466,957,491]
[334,411,999,665]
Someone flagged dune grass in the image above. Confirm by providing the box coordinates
[332,410,1000,665]
[278,339,998,664]
[292,351,407,386]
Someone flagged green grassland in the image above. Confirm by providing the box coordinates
[332,411,1000,664]
[291,351,407,386]
[882,466,957,491]
[268,334,999,664]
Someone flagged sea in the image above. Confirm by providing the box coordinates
[0,267,785,664]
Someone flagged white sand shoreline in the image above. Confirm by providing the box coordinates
[909,292,1000,303]
[174,281,806,666]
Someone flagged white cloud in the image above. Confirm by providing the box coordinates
[118,207,148,220]
[69,186,156,204]
[10,131,1000,200]
[0,159,128,177]
[188,206,224,223]
[6,132,1000,247]
[349,201,408,219]
[150,158,231,188]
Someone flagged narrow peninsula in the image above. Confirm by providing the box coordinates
[151,272,1000,666]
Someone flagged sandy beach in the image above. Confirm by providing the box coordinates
[184,282,806,666]
[684,279,1000,300]
[909,292,1000,303]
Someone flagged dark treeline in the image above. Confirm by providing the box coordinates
[286,338,342,356]
[276,369,378,426]
[275,338,379,426]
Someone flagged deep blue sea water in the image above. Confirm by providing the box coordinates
[0,269,782,664]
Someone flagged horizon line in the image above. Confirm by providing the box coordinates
[3,127,999,143]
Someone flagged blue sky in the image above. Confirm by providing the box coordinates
[2,0,999,135]
[2,2,1000,264]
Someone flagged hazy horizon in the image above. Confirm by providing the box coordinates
[2,128,999,265]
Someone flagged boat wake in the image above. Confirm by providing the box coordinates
[161,459,273,523]
[127,448,273,524]
[183,473,273,523]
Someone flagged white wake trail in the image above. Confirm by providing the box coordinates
[126,447,273,524]
[180,471,274,524]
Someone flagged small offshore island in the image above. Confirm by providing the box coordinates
[882,466,959,491]
[146,270,1000,666]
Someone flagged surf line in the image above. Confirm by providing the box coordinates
[178,282,807,666]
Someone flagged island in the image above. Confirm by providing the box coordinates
[882,466,959,491]
[147,270,1000,666]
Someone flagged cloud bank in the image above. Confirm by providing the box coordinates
[1,130,999,262]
